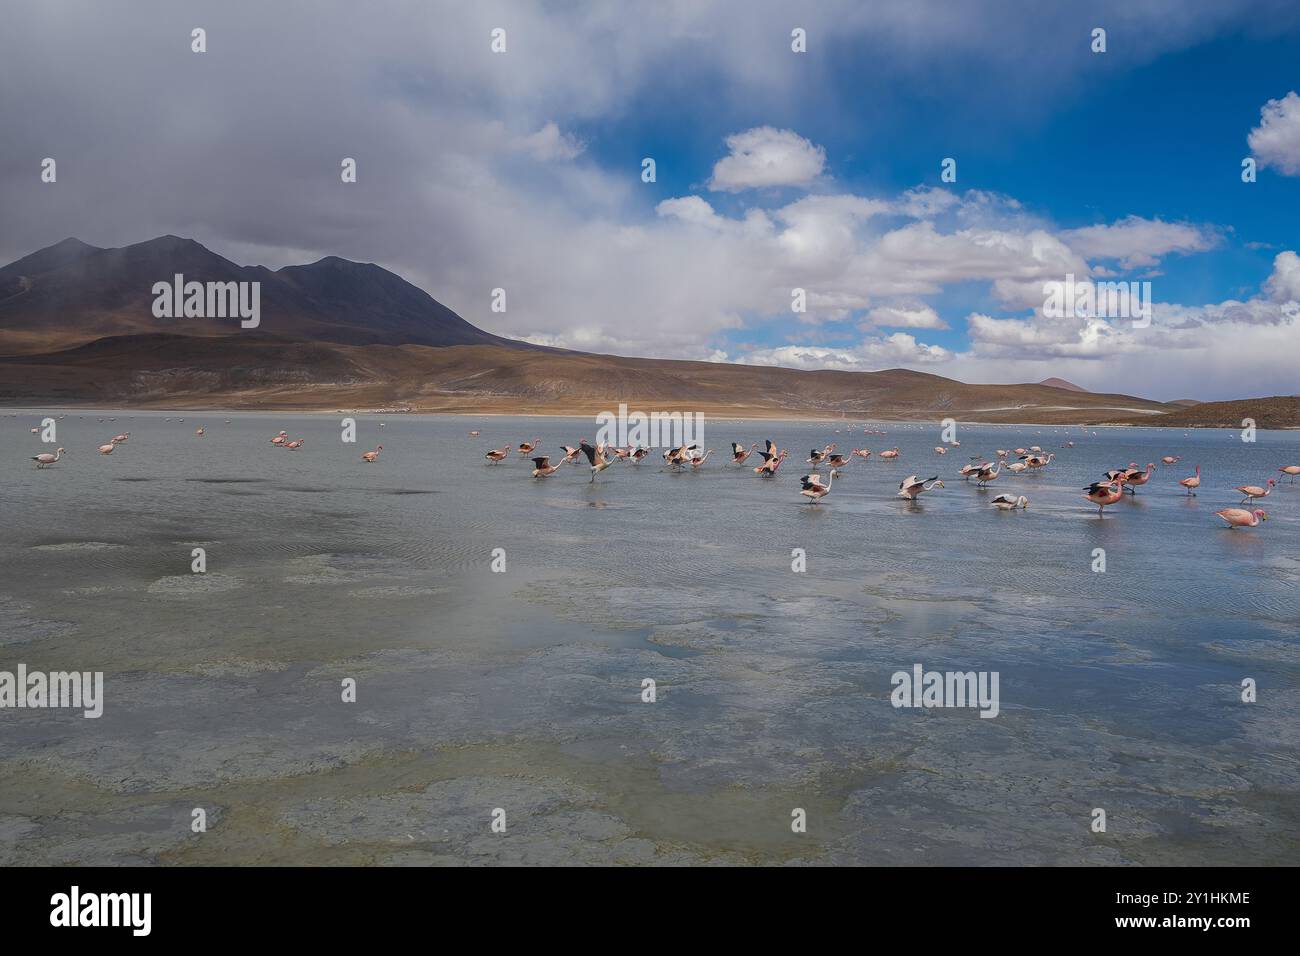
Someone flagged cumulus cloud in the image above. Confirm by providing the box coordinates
[1248,91,1300,176]
[862,302,948,330]
[516,122,585,161]
[1264,250,1300,302]
[1062,216,1219,270]
[708,127,827,191]
[737,333,952,370]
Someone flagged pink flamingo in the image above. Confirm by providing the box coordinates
[361,445,382,462]
[1235,478,1275,505]
[1279,465,1300,483]
[285,438,305,450]
[530,455,561,478]
[98,441,115,455]
[731,442,758,465]
[484,445,510,463]
[271,431,288,444]
[1122,462,1156,494]
[799,472,833,504]
[517,438,540,456]
[32,448,66,468]
[112,432,130,443]
[1082,480,1123,516]
[1215,508,1267,529]
[1179,465,1201,496]
[878,447,900,460]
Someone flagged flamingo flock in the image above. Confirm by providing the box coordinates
[16,416,1296,535]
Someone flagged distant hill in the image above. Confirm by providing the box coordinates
[0,236,520,354]
[1110,396,1298,429]
[1169,399,1202,407]
[0,332,1179,422]
[1038,377,1087,392]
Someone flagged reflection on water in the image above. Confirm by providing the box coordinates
[0,410,1297,865]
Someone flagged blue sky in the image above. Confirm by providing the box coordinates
[570,17,1300,371]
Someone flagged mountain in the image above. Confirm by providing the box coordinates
[0,236,516,354]
[1038,377,1087,392]
[0,234,1223,423]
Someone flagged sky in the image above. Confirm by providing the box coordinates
[2,0,1299,401]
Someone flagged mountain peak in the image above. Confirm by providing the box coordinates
[1039,377,1088,393]
[0,233,518,354]
[0,236,104,280]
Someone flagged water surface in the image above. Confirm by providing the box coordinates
[1,410,1296,865]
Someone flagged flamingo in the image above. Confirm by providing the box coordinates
[662,443,698,470]
[1235,479,1275,504]
[1122,462,1156,494]
[195,427,205,436]
[688,449,714,468]
[530,455,561,478]
[32,448,66,468]
[112,432,130,443]
[731,442,758,465]
[1083,480,1124,516]
[517,438,540,456]
[579,440,612,482]
[98,441,115,455]
[897,475,943,499]
[1161,455,1181,465]
[754,442,787,477]
[630,446,650,464]
[1279,465,1300,483]
[851,448,871,460]
[558,445,581,465]
[933,446,947,455]
[825,452,854,476]
[29,427,38,434]
[1025,453,1055,469]
[271,431,288,444]
[807,443,836,465]
[285,438,305,450]
[878,447,900,461]
[484,446,510,463]
[361,445,382,462]
[995,449,1010,459]
[991,494,1029,510]
[1005,461,1028,474]
[1179,465,1201,496]
[798,472,833,504]
[959,459,987,481]
[469,430,480,437]
[975,463,1001,487]
[1215,508,1268,529]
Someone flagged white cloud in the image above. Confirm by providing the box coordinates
[737,333,952,370]
[516,122,585,161]
[1062,216,1218,270]
[862,302,948,330]
[655,196,725,229]
[1248,91,1300,176]
[1264,250,1300,302]
[708,127,827,192]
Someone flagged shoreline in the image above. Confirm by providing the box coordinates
[5,404,1295,430]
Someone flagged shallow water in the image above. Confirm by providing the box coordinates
[0,409,1296,865]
